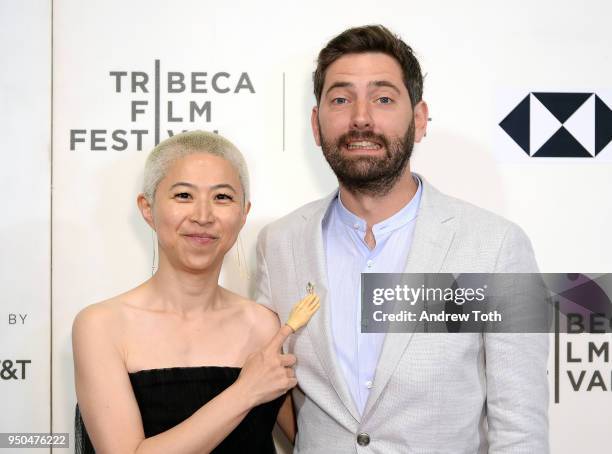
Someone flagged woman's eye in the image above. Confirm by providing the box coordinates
[215,193,234,201]
[174,192,191,200]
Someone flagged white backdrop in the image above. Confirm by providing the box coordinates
[0,2,51,454]
[2,0,612,452]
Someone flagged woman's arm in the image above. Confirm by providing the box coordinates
[256,294,319,446]
[276,393,296,445]
[73,305,296,454]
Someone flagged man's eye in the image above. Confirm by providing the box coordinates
[331,97,348,105]
[378,96,393,104]
[215,193,234,201]
[174,192,191,200]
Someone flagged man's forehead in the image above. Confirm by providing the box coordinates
[324,52,404,86]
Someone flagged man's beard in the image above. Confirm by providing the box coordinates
[319,120,415,197]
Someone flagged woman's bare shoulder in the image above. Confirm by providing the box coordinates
[221,288,281,347]
[73,293,128,326]
[72,290,138,350]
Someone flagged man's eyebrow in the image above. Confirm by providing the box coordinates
[369,80,401,94]
[324,80,402,97]
[324,81,354,97]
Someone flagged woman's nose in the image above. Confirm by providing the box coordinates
[190,199,215,224]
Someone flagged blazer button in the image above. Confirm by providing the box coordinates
[357,432,370,446]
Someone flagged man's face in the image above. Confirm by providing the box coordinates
[311,52,427,195]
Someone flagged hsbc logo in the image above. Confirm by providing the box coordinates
[499,92,612,158]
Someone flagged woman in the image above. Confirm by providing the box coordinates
[73,130,319,453]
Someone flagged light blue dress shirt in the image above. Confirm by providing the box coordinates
[322,175,422,415]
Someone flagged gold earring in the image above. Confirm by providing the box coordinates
[151,230,158,276]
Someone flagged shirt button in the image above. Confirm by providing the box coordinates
[357,433,370,446]
[365,380,373,389]
[353,223,359,229]
[366,260,373,268]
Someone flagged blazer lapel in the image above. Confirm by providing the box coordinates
[363,178,457,418]
[292,192,362,423]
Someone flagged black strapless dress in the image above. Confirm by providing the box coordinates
[75,366,285,453]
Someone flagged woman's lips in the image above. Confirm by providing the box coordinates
[183,234,218,245]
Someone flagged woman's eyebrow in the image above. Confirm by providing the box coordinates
[210,183,237,193]
[168,182,237,192]
[169,181,197,190]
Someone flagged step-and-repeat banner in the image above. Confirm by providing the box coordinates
[1,0,611,452]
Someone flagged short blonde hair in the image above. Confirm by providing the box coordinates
[142,130,250,204]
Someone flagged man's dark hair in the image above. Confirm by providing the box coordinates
[313,25,423,107]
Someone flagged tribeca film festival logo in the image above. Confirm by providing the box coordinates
[549,274,612,403]
[69,60,255,151]
[500,92,612,157]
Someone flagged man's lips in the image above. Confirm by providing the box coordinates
[343,140,383,152]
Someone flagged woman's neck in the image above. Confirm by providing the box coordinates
[144,255,226,317]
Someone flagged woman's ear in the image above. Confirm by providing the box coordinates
[137,193,155,230]
[242,200,252,226]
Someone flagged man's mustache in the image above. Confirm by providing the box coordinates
[337,131,390,150]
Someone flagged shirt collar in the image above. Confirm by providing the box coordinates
[334,174,422,234]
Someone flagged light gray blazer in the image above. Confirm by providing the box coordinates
[255,178,549,454]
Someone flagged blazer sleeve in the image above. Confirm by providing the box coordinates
[485,223,550,453]
[254,226,277,314]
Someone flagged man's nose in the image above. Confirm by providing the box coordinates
[350,99,373,130]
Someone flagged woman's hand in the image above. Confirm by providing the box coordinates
[234,324,297,407]
[234,294,320,407]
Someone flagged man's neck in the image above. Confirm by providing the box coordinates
[338,167,418,229]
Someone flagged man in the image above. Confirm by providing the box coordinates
[256,25,548,453]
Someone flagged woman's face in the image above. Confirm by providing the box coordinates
[140,152,249,273]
